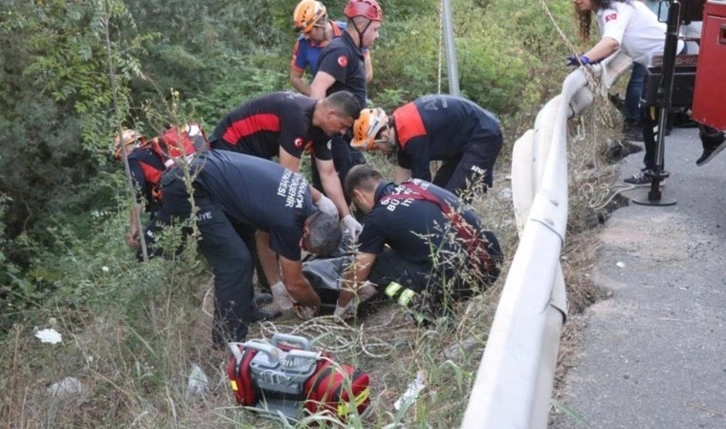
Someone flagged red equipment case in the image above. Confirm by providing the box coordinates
[692,0,726,130]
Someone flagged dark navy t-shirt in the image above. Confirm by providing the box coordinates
[316,32,367,107]
[127,146,165,209]
[191,150,315,260]
[210,91,332,161]
[393,95,501,181]
[357,179,486,266]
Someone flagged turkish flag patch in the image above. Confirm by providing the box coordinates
[605,13,617,22]
[337,55,348,67]
[294,137,303,149]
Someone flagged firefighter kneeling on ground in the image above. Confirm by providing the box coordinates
[333,165,503,324]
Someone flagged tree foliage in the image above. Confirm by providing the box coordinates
[0,0,149,298]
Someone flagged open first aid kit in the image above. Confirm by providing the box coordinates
[226,333,370,422]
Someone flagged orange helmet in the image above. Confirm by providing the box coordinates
[344,0,383,21]
[351,108,388,150]
[293,0,327,34]
[113,129,146,160]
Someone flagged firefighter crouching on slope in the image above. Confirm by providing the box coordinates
[114,129,168,261]
[332,165,503,323]
[350,94,503,200]
[114,124,211,261]
[160,150,342,348]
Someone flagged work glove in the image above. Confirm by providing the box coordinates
[358,281,378,302]
[271,281,294,310]
[316,195,339,220]
[333,300,356,321]
[333,281,377,321]
[566,55,594,67]
[293,304,317,320]
[342,214,363,239]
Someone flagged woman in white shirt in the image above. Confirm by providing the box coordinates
[572,0,670,68]
[574,0,723,173]
[571,0,680,185]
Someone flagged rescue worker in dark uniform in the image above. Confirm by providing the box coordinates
[114,129,167,260]
[350,94,504,197]
[309,0,383,201]
[160,150,342,348]
[333,165,503,321]
[289,0,373,96]
[209,91,362,235]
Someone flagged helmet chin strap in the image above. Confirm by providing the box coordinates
[322,21,330,42]
[352,18,372,50]
[386,117,396,150]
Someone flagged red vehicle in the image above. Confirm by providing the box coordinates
[692,0,726,130]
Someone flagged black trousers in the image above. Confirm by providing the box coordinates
[367,248,432,293]
[162,176,255,347]
[368,230,503,304]
[205,140,271,290]
[135,208,166,262]
[432,133,503,195]
[369,248,476,302]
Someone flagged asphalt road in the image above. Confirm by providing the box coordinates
[552,127,726,428]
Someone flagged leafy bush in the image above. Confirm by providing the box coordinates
[182,50,290,127]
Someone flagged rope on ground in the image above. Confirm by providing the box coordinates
[202,284,214,318]
[258,314,409,358]
[580,181,637,211]
[573,116,588,142]
[203,288,401,357]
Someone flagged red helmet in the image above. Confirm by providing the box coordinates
[344,0,383,21]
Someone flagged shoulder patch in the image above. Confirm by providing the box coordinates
[337,55,348,67]
[294,137,304,149]
[605,12,617,22]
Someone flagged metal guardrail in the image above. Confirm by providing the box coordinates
[461,51,633,429]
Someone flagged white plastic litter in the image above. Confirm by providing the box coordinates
[187,364,209,397]
[47,377,82,397]
[498,188,513,200]
[616,261,626,268]
[35,328,62,344]
[394,371,426,411]
[443,337,479,361]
